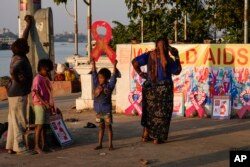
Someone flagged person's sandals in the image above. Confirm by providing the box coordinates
[17,150,36,155]
[84,122,97,128]
[141,135,152,142]
[94,145,102,150]
[7,149,16,154]
[139,159,149,165]
[153,139,164,144]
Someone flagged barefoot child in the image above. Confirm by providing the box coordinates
[32,59,54,154]
[92,60,118,151]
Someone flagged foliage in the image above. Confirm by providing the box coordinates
[206,0,245,43]
[54,0,248,44]
[53,0,67,5]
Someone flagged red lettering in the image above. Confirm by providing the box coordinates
[203,48,216,65]
[223,48,235,64]
[237,48,248,65]
[137,48,143,57]
[217,48,221,65]
[186,48,197,64]
[133,48,136,58]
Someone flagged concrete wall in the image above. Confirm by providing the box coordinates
[0,81,81,101]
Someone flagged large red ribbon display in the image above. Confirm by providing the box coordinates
[125,90,142,116]
[237,89,250,119]
[91,21,116,64]
[185,91,206,118]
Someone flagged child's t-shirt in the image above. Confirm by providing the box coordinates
[92,70,117,113]
[32,74,52,106]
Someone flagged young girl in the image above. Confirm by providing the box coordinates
[32,59,54,154]
[92,59,118,151]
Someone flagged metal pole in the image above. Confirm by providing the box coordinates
[244,0,248,43]
[141,17,144,43]
[141,0,144,43]
[87,0,92,61]
[184,12,187,41]
[175,4,178,43]
[74,0,79,55]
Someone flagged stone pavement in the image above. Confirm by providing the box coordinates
[0,93,250,167]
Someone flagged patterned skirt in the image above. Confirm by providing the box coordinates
[141,80,173,141]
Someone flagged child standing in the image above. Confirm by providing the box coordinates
[92,59,118,151]
[32,59,54,154]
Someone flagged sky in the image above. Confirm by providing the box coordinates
[0,0,129,34]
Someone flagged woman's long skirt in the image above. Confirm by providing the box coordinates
[141,80,173,141]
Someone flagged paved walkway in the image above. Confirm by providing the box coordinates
[0,93,250,167]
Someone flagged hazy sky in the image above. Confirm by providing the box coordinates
[0,0,129,34]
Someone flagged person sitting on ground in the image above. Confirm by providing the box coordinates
[32,59,54,154]
[91,59,118,151]
[64,62,77,81]
[54,63,65,81]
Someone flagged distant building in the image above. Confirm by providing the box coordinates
[0,28,18,50]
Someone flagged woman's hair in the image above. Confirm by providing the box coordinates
[37,59,54,72]
[155,36,170,57]
[98,68,111,80]
[11,38,29,55]
[155,37,169,47]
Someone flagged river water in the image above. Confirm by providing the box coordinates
[0,42,87,77]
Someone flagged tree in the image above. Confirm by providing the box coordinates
[53,0,67,5]
[123,0,212,43]
[125,0,175,42]
[207,0,245,43]
[54,0,248,44]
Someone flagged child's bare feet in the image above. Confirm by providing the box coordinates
[109,144,114,151]
[94,145,102,150]
[34,147,45,154]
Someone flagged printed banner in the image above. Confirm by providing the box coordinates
[130,44,154,92]
[177,44,250,67]
[125,90,142,116]
[123,44,250,116]
[172,44,250,115]
[237,89,250,119]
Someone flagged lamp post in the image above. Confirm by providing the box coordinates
[184,12,187,41]
[174,1,178,43]
[244,0,248,43]
[74,0,79,55]
[141,0,144,43]
[84,0,92,61]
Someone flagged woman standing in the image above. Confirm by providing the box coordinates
[6,15,34,155]
[131,37,181,144]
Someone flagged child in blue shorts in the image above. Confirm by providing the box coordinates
[91,59,118,151]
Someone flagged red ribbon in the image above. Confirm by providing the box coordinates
[185,91,206,118]
[125,91,142,116]
[91,21,116,64]
[237,89,250,119]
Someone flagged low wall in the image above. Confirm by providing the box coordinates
[0,81,81,101]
